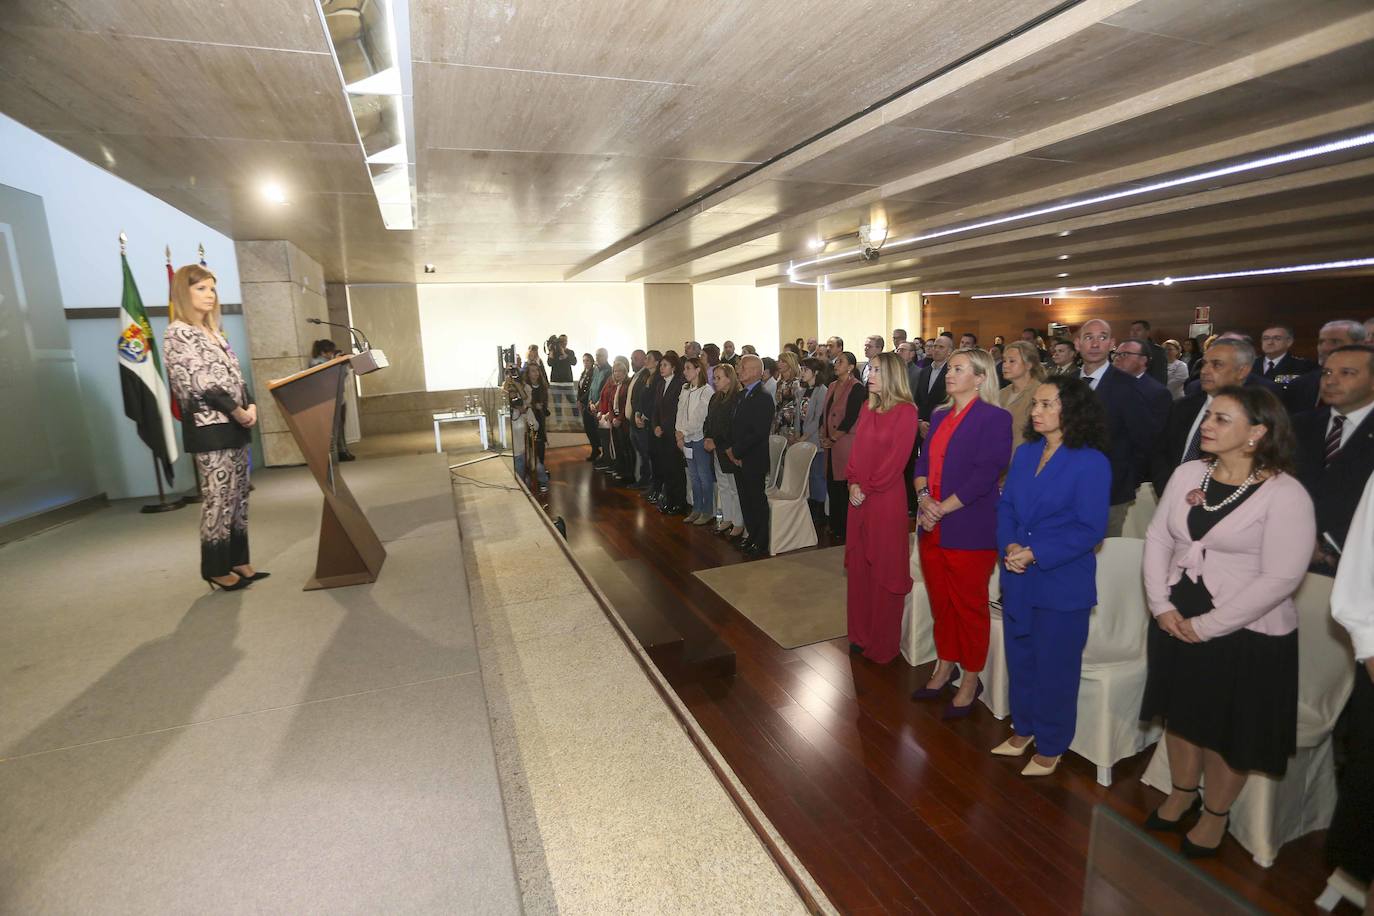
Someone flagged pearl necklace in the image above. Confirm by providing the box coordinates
[1198,462,1260,512]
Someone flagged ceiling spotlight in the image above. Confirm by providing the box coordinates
[1057,254,1070,260]
[1162,276,1174,286]
[1057,272,1069,278]
[1058,230,1072,237]
[262,182,288,205]
[809,238,824,251]
[858,222,888,261]
[423,263,437,274]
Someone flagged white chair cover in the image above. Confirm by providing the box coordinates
[767,435,787,489]
[902,551,1004,717]
[1120,482,1158,540]
[1070,538,1160,785]
[1141,572,1355,866]
[766,441,818,555]
[899,534,933,666]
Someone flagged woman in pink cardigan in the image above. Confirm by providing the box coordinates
[1139,386,1315,859]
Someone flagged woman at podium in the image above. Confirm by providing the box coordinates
[163,264,267,591]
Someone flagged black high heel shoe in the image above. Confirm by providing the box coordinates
[1180,803,1230,859]
[911,664,961,700]
[204,575,251,592]
[1144,784,1202,832]
[233,569,271,582]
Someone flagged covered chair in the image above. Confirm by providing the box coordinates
[1069,537,1159,787]
[1141,572,1354,866]
[768,434,787,488]
[1120,482,1157,539]
[766,440,818,555]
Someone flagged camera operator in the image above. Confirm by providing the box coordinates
[547,334,577,383]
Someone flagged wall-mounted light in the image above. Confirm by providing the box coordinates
[969,256,1374,299]
[423,263,437,274]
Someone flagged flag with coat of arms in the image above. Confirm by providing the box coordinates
[117,252,179,481]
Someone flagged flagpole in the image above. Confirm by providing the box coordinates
[141,453,186,514]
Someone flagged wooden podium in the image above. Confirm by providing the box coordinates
[269,353,386,590]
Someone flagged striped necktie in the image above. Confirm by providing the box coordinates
[1325,414,1346,465]
[1183,418,1203,463]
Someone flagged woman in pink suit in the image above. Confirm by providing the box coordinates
[1140,385,1314,859]
[845,352,920,663]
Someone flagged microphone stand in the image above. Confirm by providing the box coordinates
[305,317,370,354]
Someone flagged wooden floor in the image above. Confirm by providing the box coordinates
[538,447,1337,915]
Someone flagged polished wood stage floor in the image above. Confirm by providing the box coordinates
[538,447,1335,915]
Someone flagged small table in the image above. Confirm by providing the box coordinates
[433,411,488,452]
[497,408,510,448]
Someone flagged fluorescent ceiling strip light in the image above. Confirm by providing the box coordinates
[968,256,1374,299]
[789,129,1374,275]
[922,290,961,295]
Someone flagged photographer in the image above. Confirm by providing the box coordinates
[505,364,550,491]
[548,334,577,383]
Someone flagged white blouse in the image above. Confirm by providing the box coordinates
[675,384,713,441]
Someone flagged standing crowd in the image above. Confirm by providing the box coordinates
[520,314,1374,871]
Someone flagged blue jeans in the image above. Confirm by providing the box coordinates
[685,440,715,514]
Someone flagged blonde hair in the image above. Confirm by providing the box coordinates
[682,356,708,388]
[867,351,915,413]
[777,350,800,381]
[1003,340,1047,384]
[611,355,629,379]
[943,348,1002,408]
[171,264,220,335]
[712,362,741,399]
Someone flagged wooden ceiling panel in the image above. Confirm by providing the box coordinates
[6,0,326,51]
[0,26,352,143]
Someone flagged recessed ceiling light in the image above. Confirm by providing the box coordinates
[1057,254,1070,260]
[1058,230,1071,237]
[809,238,824,251]
[262,182,288,205]
[1162,276,1174,286]
[1057,272,1069,278]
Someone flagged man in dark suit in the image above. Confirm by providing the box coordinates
[1110,338,1171,447]
[1151,338,1254,495]
[1129,319,1169,386]
[1255,324,1316,387]
[1294,345,1374,574]
[1078,319,1153,536]
[915,332,954,441]
[1286,319,1369,415]
[728,354,777,558]
[1182,331,1281,400]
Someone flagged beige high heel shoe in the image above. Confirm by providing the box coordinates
[991,735,1034,757]
[1021,755,1060,777]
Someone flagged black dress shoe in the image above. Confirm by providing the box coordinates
[1144,786,1201,832]
[1180,805,1229,859]
[338,452,356,462]
[744,544,767,558]
[203,575,251,592]
[849,642,864,655]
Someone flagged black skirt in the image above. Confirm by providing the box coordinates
[1140,572,1298,777]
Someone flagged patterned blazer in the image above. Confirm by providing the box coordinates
[163,320,253,452]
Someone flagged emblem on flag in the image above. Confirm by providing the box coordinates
[118,322,150,363]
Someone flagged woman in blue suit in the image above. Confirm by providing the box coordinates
[994,375,1111,776]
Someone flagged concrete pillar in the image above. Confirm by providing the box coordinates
[235,239,328,466]
[326,283,361,444]
[644,283,694,354]
[777,287,818,351]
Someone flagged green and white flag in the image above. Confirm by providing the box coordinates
[117,253,178,481]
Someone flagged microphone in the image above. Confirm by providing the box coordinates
[306,317,370,353]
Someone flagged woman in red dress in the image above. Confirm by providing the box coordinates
[846,352,920,663]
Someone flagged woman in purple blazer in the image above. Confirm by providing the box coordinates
[912,349,1014,717]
